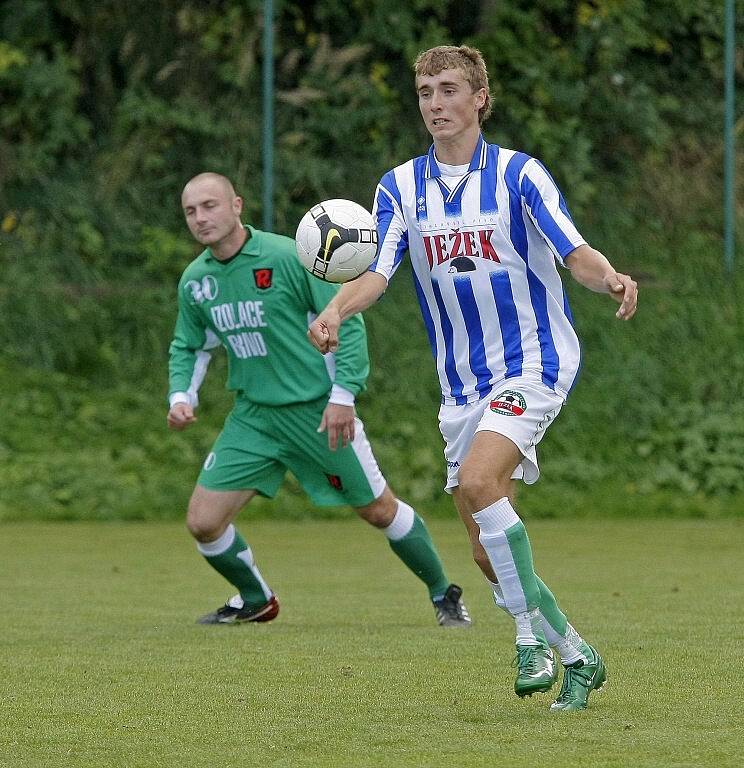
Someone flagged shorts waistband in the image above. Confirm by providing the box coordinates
[439,377,567,407]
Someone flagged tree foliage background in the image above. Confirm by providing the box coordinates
[1,0,743,519]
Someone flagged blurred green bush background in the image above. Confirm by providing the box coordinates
[1,0,742,520]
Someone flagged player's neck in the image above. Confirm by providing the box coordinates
[211,224,249,261]
[433,129,480,166]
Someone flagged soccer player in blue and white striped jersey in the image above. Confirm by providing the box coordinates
[309,45,637,711]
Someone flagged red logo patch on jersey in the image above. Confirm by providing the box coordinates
[253,268,273,289]
[325,473,344,491]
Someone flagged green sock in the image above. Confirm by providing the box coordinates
[196,524,272,607]
[386,502,450,599]
[535,574,568,636]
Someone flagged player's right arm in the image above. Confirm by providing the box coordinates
[308,171,409,354]
[307,271,387,354]
[167,278,214,429]
[167,401,196,430]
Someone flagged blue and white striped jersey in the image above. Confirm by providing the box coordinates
[370,134,584,405]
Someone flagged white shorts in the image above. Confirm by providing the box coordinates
[438,375,565,493]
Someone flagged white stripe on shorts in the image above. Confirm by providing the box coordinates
[349,416,387,499]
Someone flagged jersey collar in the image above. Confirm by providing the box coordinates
[240,225,262,256]
[424,134,488,179]
[204,225,261,262]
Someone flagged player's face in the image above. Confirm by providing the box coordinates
[416,68,485,144]
[181,179,243,247]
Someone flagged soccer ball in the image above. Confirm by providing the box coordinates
[295,199,378,283]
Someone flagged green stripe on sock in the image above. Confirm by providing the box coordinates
[504,521,542,611]
[536,574,568,636]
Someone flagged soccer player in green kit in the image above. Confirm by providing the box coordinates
[167,172,470,627]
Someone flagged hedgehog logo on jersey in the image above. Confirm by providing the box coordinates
[448,256,476,273]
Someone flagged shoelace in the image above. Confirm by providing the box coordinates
[554,670,573,703]
[513,646,539,674]
[554,664,592,702]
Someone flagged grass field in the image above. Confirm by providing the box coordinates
[2,517,743,768]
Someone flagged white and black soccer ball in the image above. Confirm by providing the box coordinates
[294,199,378,283]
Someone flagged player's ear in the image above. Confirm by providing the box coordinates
[233,196,244,216]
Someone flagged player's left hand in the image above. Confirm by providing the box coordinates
[317,403,356,451]
[604,272,638,320]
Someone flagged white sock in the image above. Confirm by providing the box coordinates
[553,625,588,666]
[382,499,415,541]
[514,608,543,646]
[489,581,543,647]
[196,524,236,556]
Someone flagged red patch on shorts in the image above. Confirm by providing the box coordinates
[325,473,344,490]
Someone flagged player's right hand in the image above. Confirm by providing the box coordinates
[167,403,197,431]
[308,308,341,354]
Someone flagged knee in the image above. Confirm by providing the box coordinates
[355,488,397,528]
[186,498,222,542]
[456,464,483,506]
[457,464,509,510]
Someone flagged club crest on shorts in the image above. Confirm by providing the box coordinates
[253,268,273,289]
[490,390,526,416]
[203,452,217,470]
[325,473,344,491]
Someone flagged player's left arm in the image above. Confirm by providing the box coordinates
[318,316,367,451]
[565,244,638,320]
[302,269,370,449]
[520,159,637,320]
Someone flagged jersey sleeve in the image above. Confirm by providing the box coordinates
[301,269,369,398]
[168,280,218,406]
[369,170,409,281]
[519,159,586,266]
[332,310,369,397]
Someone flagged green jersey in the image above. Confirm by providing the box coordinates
[169,226,369,407]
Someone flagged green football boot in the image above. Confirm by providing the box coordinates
[550,645,607,712]
[514,644,559,697]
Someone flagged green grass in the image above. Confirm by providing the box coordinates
[2,518,743,767]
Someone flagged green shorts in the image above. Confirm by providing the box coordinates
[197,395,387,507]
